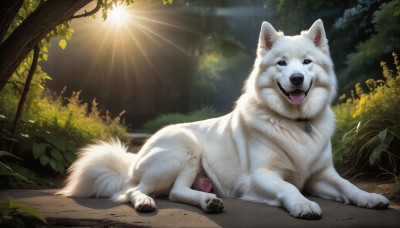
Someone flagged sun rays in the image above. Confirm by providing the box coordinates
[81,1,195,86]
[107,4,130,27]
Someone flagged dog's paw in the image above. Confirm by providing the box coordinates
[288,199,322,220]
[202,198,224,214]
[134,196,156,213]
[354,192,390,209]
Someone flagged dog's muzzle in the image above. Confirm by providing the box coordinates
[277,80,313,105]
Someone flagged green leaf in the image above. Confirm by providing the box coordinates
[0,163,14,176]
[377,128,387,142]
[40,155,49,166]
[8,197,47,223]
[163,0,173,5]
[65,29,73,39]
[32,143,46,159]
[58,39,67,49]
[0,151,21,160]
[55,161,65,173]
[49,159,57,171]
[369,130,394,166]
[43,135,65,152]
[50,149,64,162]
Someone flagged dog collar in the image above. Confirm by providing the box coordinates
[296,118,312,133]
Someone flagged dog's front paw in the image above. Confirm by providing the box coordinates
[134,196,156,213]
[288,199,322,220]
[354,192,390,209]
[201,198,224,214]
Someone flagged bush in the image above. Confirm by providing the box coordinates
[0,79,127,186]
[333,52,400,184]
[141,106,222,133]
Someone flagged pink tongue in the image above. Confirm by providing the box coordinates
[289,90,306,105]
[192,176,213,193]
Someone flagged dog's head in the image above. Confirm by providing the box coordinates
[245,19,337,120]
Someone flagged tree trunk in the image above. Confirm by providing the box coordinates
[0,0,24,42]
[0,0,92,92]
[11,45,40,135]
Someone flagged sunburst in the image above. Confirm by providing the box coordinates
[107,4,130,27]
[70,1,198,96]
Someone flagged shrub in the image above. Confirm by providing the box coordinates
[0,80,127,186]
[333,52,400,182]
[142,106,222,133]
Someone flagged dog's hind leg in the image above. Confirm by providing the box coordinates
[131,186,156,213]
[122,184,156,213]
[169,164,224,214]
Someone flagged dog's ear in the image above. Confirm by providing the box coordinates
[258,22,280,52]
[305,19,329,54]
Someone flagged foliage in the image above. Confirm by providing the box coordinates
[338,0,400,91]
[333,52,400,182]
[142,106,222,133]
[193,34,246,105]
[0,150,31,185]
[5,0,74,70]
[0,84,127,185]
[265,0,350,35]
[0,124,34,188]
[0,196,46,227]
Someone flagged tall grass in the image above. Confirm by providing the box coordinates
[33,89,127,142]
[333,52,400,198]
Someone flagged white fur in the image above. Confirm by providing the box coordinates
[58,20,389,218]
[57,139,135,198]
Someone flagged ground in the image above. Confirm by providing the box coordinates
[1,182,400,227]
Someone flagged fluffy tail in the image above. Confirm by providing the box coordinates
[57,139,136,198]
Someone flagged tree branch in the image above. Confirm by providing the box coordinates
[70,0,104,20]
[11,45,40,135]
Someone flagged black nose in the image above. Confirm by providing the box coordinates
[290,73,304,86]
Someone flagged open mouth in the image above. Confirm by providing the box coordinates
[277,80,313,105]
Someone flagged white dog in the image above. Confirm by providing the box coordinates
[58,19,389,219]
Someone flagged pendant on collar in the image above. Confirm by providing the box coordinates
[296,118,312,133]
[304,122,312,133]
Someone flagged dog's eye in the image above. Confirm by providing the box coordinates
[303,59,312,65]
[277,60,287,66]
